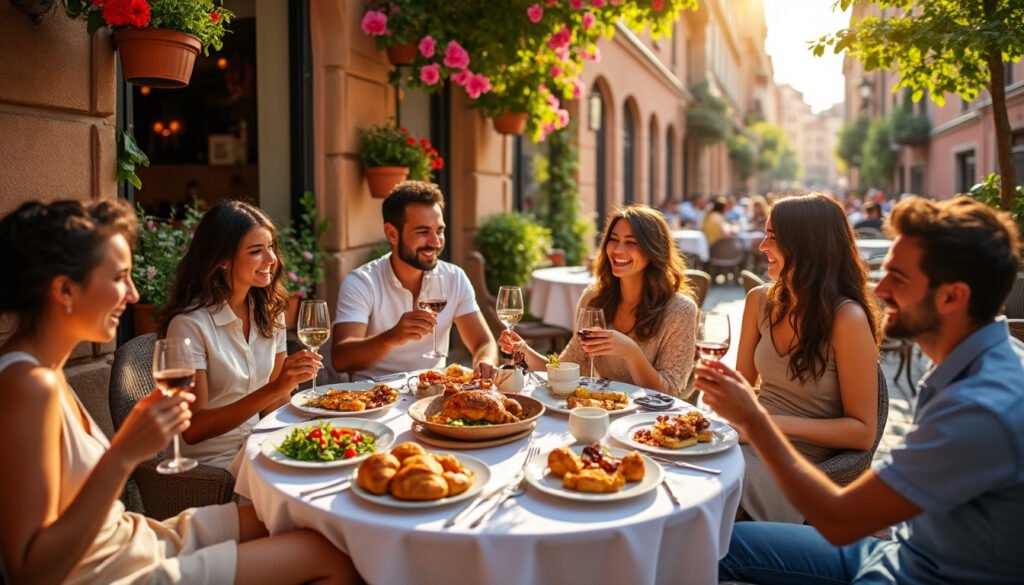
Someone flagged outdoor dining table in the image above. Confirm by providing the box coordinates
[235,377,744,585]
[671,229,710,262]
[529,266,594,331]
[855,238,892,261]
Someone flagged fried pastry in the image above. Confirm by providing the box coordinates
[619,452,645,482]
[547,446,583,478]
[562,468,625,493]
[356,453,401,495]
[390,465,450,501]
[390,442,427,463]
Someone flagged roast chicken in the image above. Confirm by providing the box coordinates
[439,389,523,424]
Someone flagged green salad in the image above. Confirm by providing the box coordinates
[277,421,376,462]
[444,418,493,427]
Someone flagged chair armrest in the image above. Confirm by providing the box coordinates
[816,449,872,486]
[132,459,235,520]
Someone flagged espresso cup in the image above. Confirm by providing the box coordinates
[568,406,610,444]
[546,362,580,397]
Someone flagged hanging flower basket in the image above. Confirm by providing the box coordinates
[492,111,528,136]
[114,28,203,89]
[365,166,410,198]
[386,42,417,66]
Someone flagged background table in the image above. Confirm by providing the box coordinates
[530,266,594,331]
[856,238,892,260]
[671,229,710,262]
[237,384,744,585]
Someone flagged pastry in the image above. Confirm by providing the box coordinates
[390,465,450,501]
[356,453,401,495]
[390,442,427,463]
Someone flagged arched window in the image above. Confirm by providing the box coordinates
[623,102,636,204]
[666,127,676,201]
[592,85,607,230]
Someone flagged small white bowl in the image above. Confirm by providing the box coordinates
[547,362,580,397]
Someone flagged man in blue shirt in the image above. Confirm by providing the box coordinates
[696,196,1023,584]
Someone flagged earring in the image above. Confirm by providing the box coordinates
[66,303,73,315]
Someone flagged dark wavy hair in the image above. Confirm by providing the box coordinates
[589,204,695,340]
[765,193,880,383]
[0,198,137,335]
[158,201,288,339]
[887,196,1020,324]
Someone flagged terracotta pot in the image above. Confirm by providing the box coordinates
[114,28,202,89]
[284,293,301,329]
[492,111,528,135]
[132,303,158,336]
[364,166,409,198]
[386,42,417,66]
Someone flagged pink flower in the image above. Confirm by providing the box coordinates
[527,3,543,22]
[546,92,560,109]
[298,276,306,284]
[551,64,563,78]
[592,0,606,7]
[555,45,570,61]
[570,0,584,8]
[146,266,156,279]
[418,35,436,58]
[546,0,557,6]
[582,11,595,30]
[296,290,307,299]
[465,74,491,99]
[288,271,299,281]
[420,63,441,85]
[451,69,472,86]
[360,10,388,36]
[302,251,314,261]
[443,40,470,69]
[548,26,571,51]
[557,109,570,128]
[582,46,601,62]
[572,78,584,99]
[146,220,156,231]
[652,0,663,9]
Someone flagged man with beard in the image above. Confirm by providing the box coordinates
[331,181,498,381]
[696,196,1024,584]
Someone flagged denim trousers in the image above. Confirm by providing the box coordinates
[720,522,901,585]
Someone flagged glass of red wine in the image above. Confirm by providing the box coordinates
[152,338,199,474]
[419,272,448,359]
[576,306,606,387]
[696,312,731,362]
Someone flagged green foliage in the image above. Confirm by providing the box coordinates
[969,173,1024,238]
[889,106,930,145]
[861,116,896,188]
[357,121,440,181]
[278,193,331,298]
[533,127,593,266]
[729,122,798,182]
[365,240,392,264]
[836,117,870,169]
[474,213,552,294]
[685,81,731,145]
[727,132,757,180]
[117,129,149,190]
[64,0,234,55]
[131,199,204,306]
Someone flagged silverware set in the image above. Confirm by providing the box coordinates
[444,441,539,529]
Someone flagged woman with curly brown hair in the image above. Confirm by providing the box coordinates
[0,199,356,584]
[158,201,321,474]
[730,193,880,523]
[503,204,698,397]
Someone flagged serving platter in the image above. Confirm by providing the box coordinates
[609,411,739,456]
[350,452,491,509]
[410,422,535,450]
[407,392,544,441]
[530,381,646,416]
[260,418,395,469]
[291,381,400,417]
[524,445,664,502]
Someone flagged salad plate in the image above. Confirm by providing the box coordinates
[260,418,395,469]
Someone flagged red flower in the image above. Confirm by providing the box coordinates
[210,11,220,23]
[420,138,430,148]
[431,157,444,170]
[405,137,416,146]
[429,148,438,156]
[400,127,410,134]
[103,0,151,28]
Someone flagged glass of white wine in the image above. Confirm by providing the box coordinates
[496,286,524,333]
[152,338,199,474]
[419,272,448,359]
[297,299,330,393]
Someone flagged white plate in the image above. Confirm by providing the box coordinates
[291,381,400,417]
[349,452,491,509]
[525,445,664,502]
[260,418,395,469]
[530,381,646,416]
[609,411,739,456]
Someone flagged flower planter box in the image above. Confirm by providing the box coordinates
[365,166,410,198]
[114,28,202,88]
[386,42,417,66]
[492,112,528,135]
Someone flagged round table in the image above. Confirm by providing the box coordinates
[671,229,710,262]
[236,382,744,585]
[530,266,595,331]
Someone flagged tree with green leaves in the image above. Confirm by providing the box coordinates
[861,116,896,189]
[836,117,869,172]
[813,0,1024,208]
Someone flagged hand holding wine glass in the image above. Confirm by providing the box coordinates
[696,312,731,362]
[297,299,330,393]
[419,272,448,359]
[152,338,199,474]
[576,306,606,386]
[496,286,524,332]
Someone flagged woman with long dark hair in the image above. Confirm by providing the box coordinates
[704,193,880,523]
[158,201,321,473]
[0,199,355,584]
[503,204,698,396]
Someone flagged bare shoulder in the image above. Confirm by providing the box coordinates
[834,300,870,330]
[0,364,60,425]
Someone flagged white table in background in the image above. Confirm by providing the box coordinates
[236,382,744,585]
[856,238,892,261]
[530,266,595,331]
[671,229,710,262]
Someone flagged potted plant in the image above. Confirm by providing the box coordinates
[358,122,444,198]
[63,0,233,88]
[360,0,437,66]
[130,200,204,335]
[278,192,332,328]
[474,212,551,294]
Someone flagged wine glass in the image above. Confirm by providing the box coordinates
[419,272,448,359]
[152,338,199,474]
[297,299,330,393]
[576,306,606,386]
[696,312,731,362]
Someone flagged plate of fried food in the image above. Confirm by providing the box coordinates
[291,381,401,417]
[260,418,395,469]
[351,442,491,508]
[525,443,663,502]
[609,411,739,456]
[408,388,544,441]
[532,383,646,416]
[406,364,477,398]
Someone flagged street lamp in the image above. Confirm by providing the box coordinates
[858,77,873,113]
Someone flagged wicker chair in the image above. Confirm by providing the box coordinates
[464,252,571,352]
[109,333,235,520]
[1008,319,1024,344]
[817,367,889,485]
[1004,273,1024,319]
[684,269,711,309]
[739,269,766,293]
[704,236,746,283]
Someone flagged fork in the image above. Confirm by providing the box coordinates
[466,442,539,528]
[647,454,721,475]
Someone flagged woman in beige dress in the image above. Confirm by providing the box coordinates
[0,199,357,584]
[503,204,698,397]
[703,193,880,523]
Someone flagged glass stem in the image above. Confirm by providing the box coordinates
[310,346,318,393]
[432,326,438,356]
[172,434,182,467]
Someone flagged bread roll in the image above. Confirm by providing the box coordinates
[619,452,645,482]
[390,442,427,463]
[547,446,582,478]
[356,453,400,495]
[401,454,444,475]
[390,465,449,501]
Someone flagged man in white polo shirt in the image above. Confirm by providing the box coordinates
[331,181,498,381]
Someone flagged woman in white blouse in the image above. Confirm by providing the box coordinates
[158,201,321,473]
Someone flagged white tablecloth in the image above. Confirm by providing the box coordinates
[530,266,595,331]
[236,384,744,585]
[856,238,892,260]
[672,229,710,262]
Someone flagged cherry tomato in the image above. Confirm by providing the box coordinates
[331,428,343,439]
[352,432,363,443]
[308,428,323,440]
[338,428,353,435]
[319,439,327,448]
[344,448,357,459]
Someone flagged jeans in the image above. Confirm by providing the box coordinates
[720,522,901,584]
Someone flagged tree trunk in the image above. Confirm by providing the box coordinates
[987,51,1017,210]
